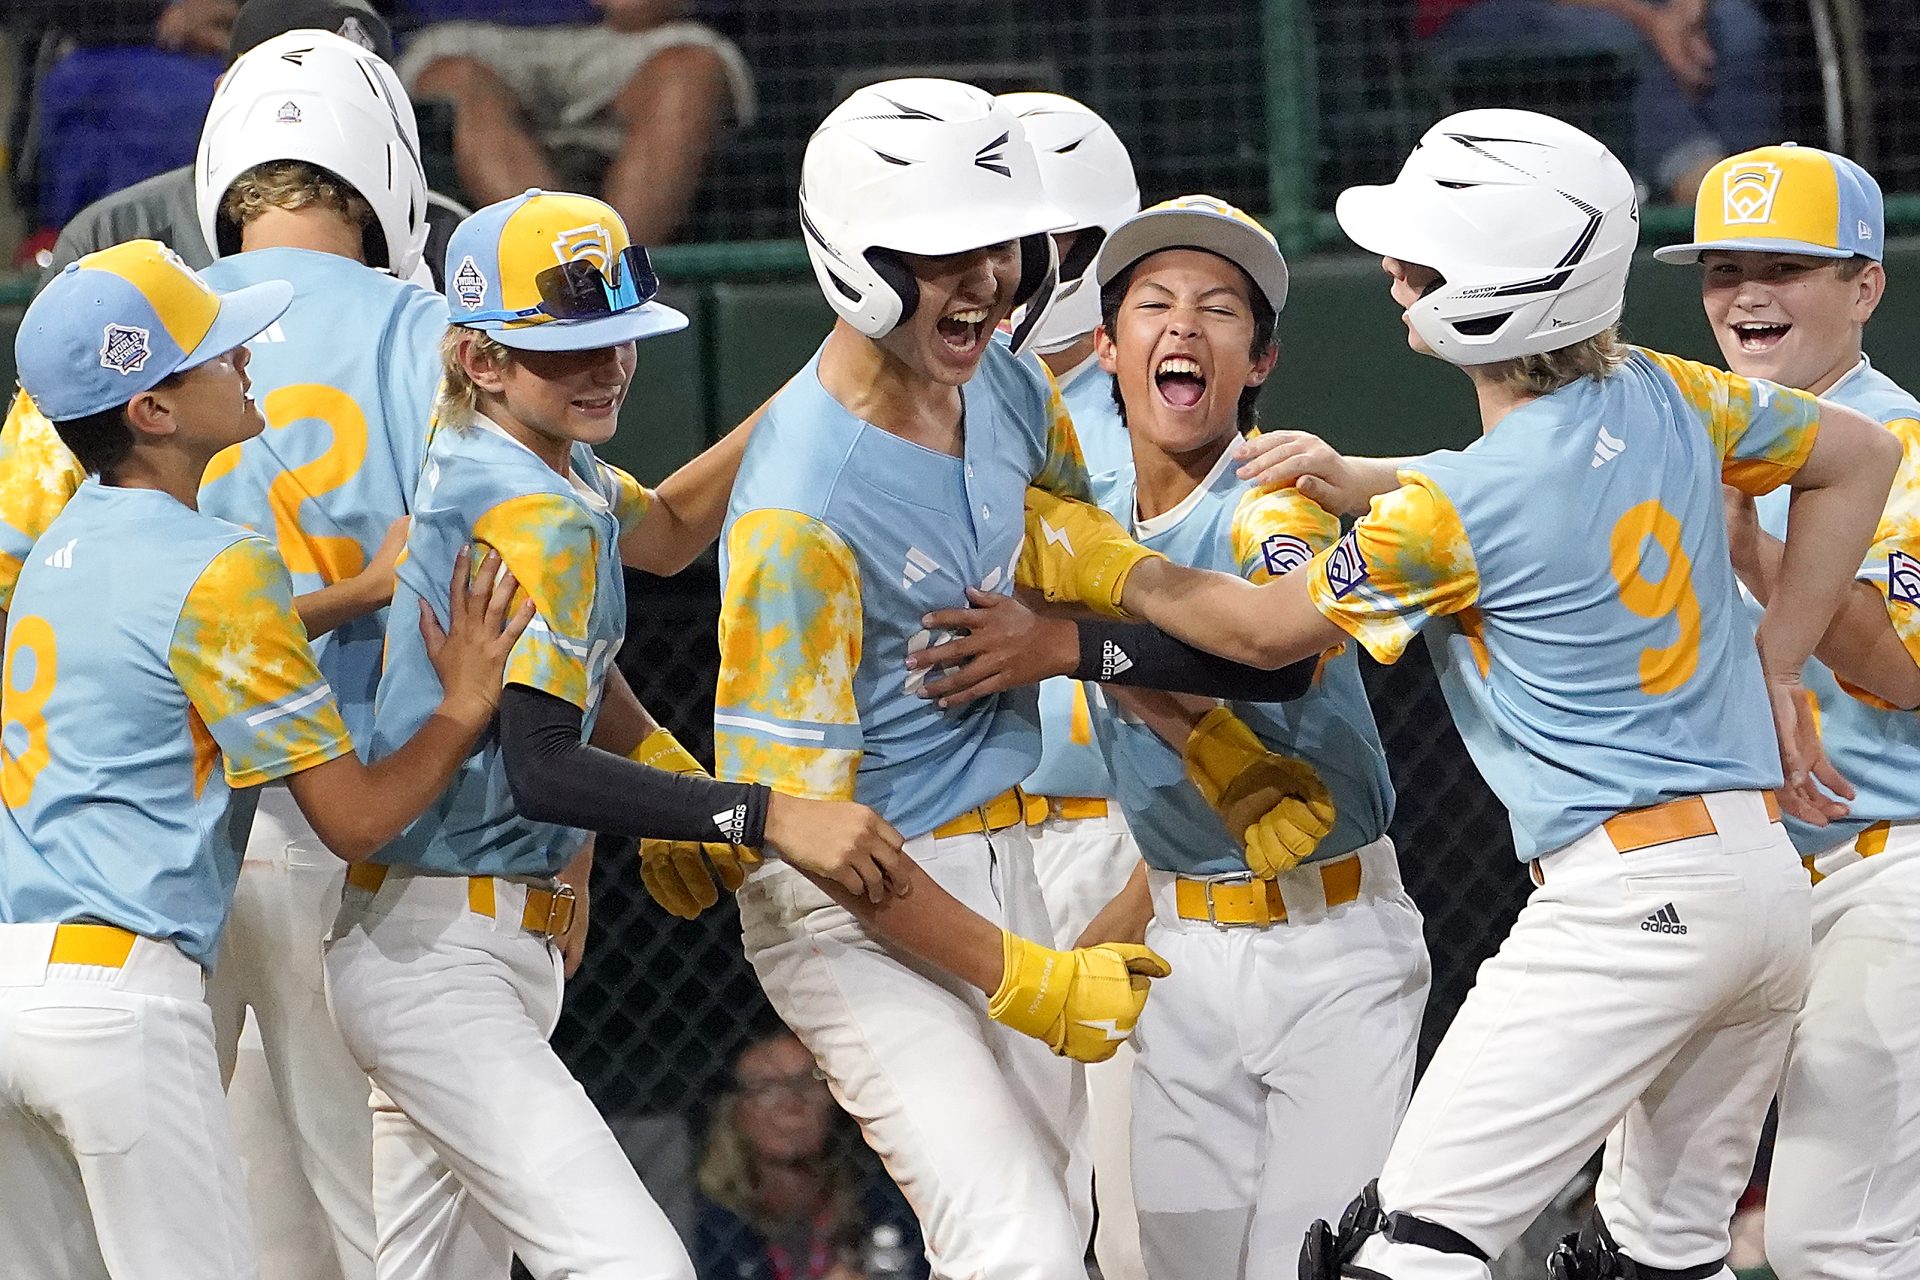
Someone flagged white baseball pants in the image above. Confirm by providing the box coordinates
[1767,822,1920,1279]
[1132,837,1430,1280]
[208,785,373,1280]
[1352,791,1809,1280]
[1029,806,1148,1280]
[322,868,692,1280]
[739,822,1089,1280]
[0,924,256,1280]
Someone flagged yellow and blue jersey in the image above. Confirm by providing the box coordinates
[0,391,86,607]
[1308,348,1821,860]
[0,482,352,968]
[1091,448,1393,876]
[1752,357,1920,852]
[1028,357,1127,802]
[714,340,1090,837]
[369,415,648,877]
[198,247,446,743]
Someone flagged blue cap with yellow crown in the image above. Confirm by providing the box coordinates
[444,190,689,351]
[15,240,293,421]
[1655,143,1883,264]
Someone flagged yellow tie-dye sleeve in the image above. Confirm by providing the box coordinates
[600,460,655,537]
[171,538,353,787]
[1850,416,1920,685]
[1307,470,1480,665]
[472,493,603,710]
[1639,348,1821,495]
[714,509,863,801]
[1031,364,1093,501]
[1231,486,1341,584]
[0,389,86,610]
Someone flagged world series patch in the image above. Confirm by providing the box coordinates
[1891,548,1920,608]
[1260,533,1312,577]
[99,324,151,376]
[1324,528,1369,599]
[452,256,488,310]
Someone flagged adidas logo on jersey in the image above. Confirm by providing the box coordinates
[712,805,748,844]
[42,537,76,569]
[1591,425,1626,468]
[1100,640,1132,679]
[1640,903,1687,935]
[901,546,941,589]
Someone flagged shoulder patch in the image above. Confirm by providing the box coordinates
[1891,548,1920,607]
[1260,532,1313,577]
[1324,528,1370,599]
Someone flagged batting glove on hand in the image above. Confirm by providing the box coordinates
[1017,486,1166,619]
[632,728,760,919]
[987,929,1170,1063]
[1184,706,1336,878]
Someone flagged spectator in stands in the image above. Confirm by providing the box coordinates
[35,0,470,290]
[695,1031,927,1280]
[1414,0,1777,204]
[394,0,755,244]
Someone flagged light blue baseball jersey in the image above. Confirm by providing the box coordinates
[369,416,648,876]
[198,247,445,745]
[1752,357,1920,852]
[714,341,1090,837]
[1028,354,1128,801]
[1309,348,1822,860]
[0,482,353,968]
[1091,448,1393,875]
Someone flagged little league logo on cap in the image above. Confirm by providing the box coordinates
[452,256,488,310]
[1655,143,1884,264]
[99,324,152,376]
[1721,161,1782,225]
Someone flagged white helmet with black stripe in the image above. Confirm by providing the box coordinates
[999,91,1139,353]
[799,78,1070,345]
[1335,108,1638,365]
[195,29,429,281]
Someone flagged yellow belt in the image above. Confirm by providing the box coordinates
[930,787,1034,840]
[1023,794,1109,824]
[1533,793,1782,884]
[1803,819,1891,885]
[1174,855,1365,928]
[48,923,139,968]
[345,863,576,938]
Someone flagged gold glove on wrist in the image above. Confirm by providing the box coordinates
[631,728,759,918]
[1017,487,1166,619]
[1184,706,1337,879]
[987,929,1170,1064]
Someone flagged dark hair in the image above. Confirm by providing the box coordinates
[52,374,181,479]
[1835,255,1875,282]
[1099,253,1278,433]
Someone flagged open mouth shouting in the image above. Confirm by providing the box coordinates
[936,305,989,357]
[1731,320,1791,355]
[1155,354,1206,409]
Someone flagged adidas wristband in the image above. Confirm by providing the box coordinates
[1072,620,1318,702]
[499,684,769,846]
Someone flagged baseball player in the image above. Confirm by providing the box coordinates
[1022,109,1901,1280]
[0,239,527,1280]
[908,194,1430,1280]
[321,189,913,1280]
[1655,144,1920,1279]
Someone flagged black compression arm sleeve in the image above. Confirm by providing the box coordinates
[1071,620,1317,702]
[498,684,769,846]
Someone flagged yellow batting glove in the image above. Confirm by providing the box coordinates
[987,930,1171,1063]
[632,728,760,918]
[1017,486,1166,618]
[1184,706,1337,879]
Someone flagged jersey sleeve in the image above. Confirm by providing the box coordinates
[471,493,605,711]
[0,390,86,611]
[1230,486,1342,584]
[1029,361,1094,501]
[1639,348,1822,495]
[598,459,655,537]
[170,538,354,787]
[378,286,449,493]
[714,509,863,801]
[1306,469,1480,664]
[1851,416,1920,686]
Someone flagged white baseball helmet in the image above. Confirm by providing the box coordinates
[1335,109,1639,366]
[799,78,1070,344]
[999,91,1139,353]
[195,29,429,281]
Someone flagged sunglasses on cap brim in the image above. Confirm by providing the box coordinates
[467,245,661,325]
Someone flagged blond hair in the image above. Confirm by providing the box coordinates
[1483,326,1628,396]
[434,327,515,428]
[695,1089,862,1242]
[221,160,373,229]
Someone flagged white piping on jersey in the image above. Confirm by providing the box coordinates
[1824,357,1869,399]
[714,713,829,743]
[245,684,335,728]
[525,614,591,656]
[1131,443,1238,539]
[469,414,609,512]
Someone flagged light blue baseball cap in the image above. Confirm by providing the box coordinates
[16,240,293,421]
[1654,143,1884,264]
[443,190,688,352]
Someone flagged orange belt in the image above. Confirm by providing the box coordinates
[345,863,576,939]
[1803,819,1891,885]
[1174,856,1365,928]
[1023,794,1109,824]
[1533,793,1782,884]
[48,923,138,968]
[930,788,1034,840]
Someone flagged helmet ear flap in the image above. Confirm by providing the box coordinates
[866,248,920,331]
[1013,232,1054,307]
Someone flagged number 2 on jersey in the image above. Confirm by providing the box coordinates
[1608,500,1701,695]
[2,615,57,807]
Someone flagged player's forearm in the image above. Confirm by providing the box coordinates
[293,576,385,640]
[1074,860,1151,949]
[290,700,493,861]
[810,859,1005,991]
[619,401,766,575]
[587,665,661,758]
[1120,557,1334,670]
[1105,686,1217,753]
[1813,582,1920,709]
